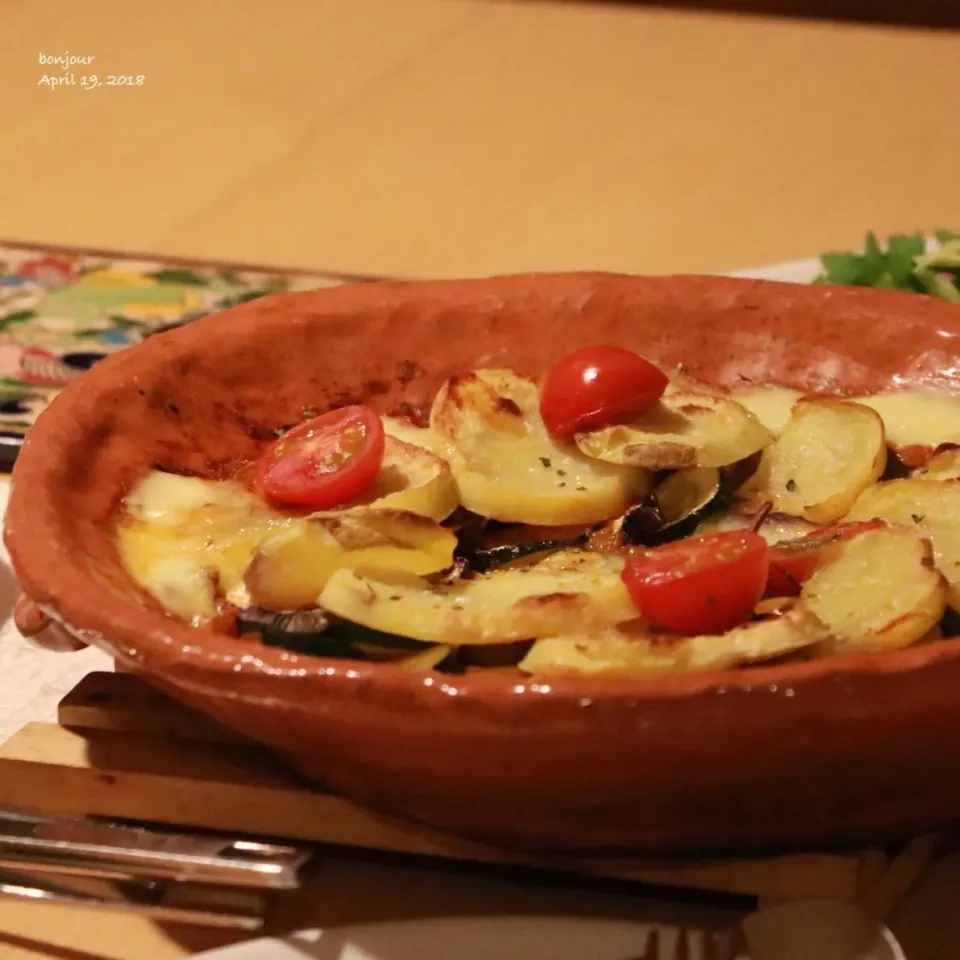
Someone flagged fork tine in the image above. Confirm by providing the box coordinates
[701,930,721,960]
[634,926,727,960]
[700,933,722,960]
[702,928,738,960]
[640,928,662,960]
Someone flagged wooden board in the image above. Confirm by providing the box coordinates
[0,672,940,913]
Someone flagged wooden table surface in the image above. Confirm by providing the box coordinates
[3,1,960,957]
[7,0,960,281]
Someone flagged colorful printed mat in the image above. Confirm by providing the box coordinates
[0,241,383,465]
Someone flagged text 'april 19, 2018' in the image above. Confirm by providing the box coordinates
[37,53,146,89]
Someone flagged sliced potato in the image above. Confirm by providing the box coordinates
[346,436,458,521]
[382,416,447,457]
[732,388,960,451]
[575,391,772,470]
[846,478,960,609]
[245,510,456,610]
[318,550,636,645]
[913,447,960,481]
[800,527,945,654]
[728,387,802,436]
[430,370,650,525]
[744,399,886,524]
[518,607,827,677]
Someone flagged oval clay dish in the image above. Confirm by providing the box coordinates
[7,273,960,854]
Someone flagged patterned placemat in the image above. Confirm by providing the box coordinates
[0,241,384,467]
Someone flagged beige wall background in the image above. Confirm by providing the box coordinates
[4,0,960,279]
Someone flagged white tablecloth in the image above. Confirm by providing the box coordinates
[0,479,112,743]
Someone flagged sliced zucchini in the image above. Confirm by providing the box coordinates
[465,537,587,573]
[696,507,818,544]
[518,607,827,677]
[395,645,455,670]
[429,370,650,526]
[318,549,636,646]
[237,606,434,659]
[574,391,773,470]
[620,466,721,546]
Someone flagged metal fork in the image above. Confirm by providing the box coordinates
[0,805,315,928]
[635,926,741,960]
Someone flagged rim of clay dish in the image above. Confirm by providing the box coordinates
[8,272,960,703]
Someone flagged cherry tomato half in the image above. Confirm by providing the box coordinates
[539,345,669,442]
[622,530,770,635]
[256,405,385,509]
[766,519,887,597]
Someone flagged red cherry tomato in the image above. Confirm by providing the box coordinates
[766,519,888,597]
[539,345,669,442]
[622,530,770,635]
[256,405,385,509]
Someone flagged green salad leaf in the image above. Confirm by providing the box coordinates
[814,230,960,302]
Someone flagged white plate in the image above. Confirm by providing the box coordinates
[194,915,667,960]
[726,256,822,284]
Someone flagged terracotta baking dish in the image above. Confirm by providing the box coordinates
[7,273,960,854]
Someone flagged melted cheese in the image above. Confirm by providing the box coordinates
[119,474,292,622]
[732,386,960,450]
[851,392,960,449]
[119,447,458,621]
[729,387,802,436]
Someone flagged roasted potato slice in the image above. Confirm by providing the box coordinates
[732,388,960,452]
[382,416,447,457]
[913,447,960,481]
[245,510,456,611]
[318,550,636,645]
[429,370,650,526]
[800,526,945,654]
[846,478,960,609]
[574,391,772,470]
[744,399,886,524]
[518,606,827,676]
[348,436,458,521]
